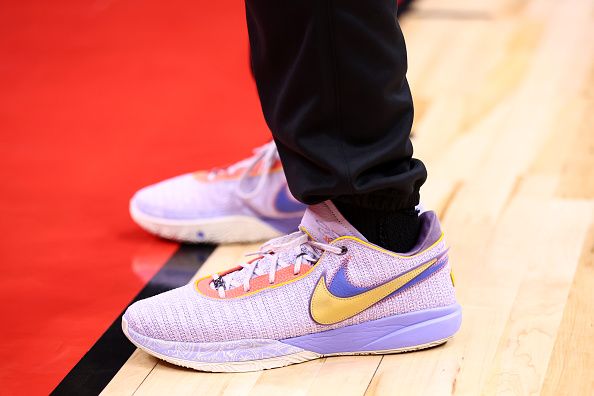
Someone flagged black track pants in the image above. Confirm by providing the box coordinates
[245,0,426,210]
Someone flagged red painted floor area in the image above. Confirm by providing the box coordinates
[0,1,269,394]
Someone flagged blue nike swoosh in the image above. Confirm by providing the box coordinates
[328,254,448,298]
[274,186,306,213]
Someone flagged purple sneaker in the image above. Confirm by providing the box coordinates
[122,201,461,372]
[130,141,306,243]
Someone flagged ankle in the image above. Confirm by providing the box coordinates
[332,199,420,253]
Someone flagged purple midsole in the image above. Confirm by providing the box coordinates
[281,304,462,354]
[124,304,461,364]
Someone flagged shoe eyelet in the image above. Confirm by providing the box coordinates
[339,246,348,255]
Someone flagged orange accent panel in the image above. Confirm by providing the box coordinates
[198,263,313,299]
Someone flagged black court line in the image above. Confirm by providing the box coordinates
[51,243,216,396]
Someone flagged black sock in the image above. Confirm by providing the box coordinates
[333,200,420,253]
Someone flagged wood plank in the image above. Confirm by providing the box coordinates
[100,350,158,396]
[481,199,593,395]
[541,223,594,395]
[134,363,261,396]
[305,356,382,396]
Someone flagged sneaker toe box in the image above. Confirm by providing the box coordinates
[122,285,212,343]
[130,174,231,220]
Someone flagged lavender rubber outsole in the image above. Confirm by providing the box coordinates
[122,304,461,369]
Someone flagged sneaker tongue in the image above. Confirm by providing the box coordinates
[299,201,367,243]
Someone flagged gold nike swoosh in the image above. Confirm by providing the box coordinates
[310,258,438,325]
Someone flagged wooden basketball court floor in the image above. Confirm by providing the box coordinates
[93,0,594,395]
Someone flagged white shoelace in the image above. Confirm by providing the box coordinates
[211,231,345,298]
[207,141,279,200]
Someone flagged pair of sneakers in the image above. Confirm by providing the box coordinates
[124,141,461,372]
